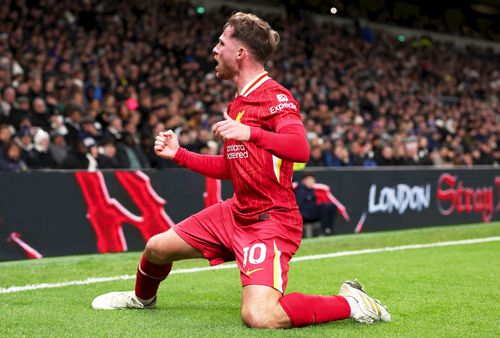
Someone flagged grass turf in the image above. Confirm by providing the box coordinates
[0,222,499,337]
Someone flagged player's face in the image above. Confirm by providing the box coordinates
[212,26,240,80]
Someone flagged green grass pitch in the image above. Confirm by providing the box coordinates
[1,222,499,337]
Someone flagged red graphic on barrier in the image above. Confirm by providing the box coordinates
[437,173,500,223]
[204,178,222,208]
[75,171,173,253]
[354,212,367,234]
[7,232,43,259]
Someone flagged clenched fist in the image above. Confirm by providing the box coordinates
[154,130,180,159]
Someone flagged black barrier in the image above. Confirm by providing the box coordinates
[304,168,500,233]
[0,167,499,261]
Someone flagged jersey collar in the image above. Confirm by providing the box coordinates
[239,71,270,97]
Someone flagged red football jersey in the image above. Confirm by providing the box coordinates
[223,72,303,225]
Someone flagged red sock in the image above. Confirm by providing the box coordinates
[279,292,351,327]
[134,253,172,300]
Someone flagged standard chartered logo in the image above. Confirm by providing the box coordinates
[226,144,249,159]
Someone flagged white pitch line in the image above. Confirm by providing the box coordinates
[292,236,500,262]
[1,236,499,294]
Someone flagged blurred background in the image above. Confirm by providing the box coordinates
[0,0,498,172]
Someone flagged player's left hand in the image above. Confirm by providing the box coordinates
[213,111,251,141]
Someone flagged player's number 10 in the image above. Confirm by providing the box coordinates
[242,243,266,266]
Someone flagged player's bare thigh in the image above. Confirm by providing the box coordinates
[145,228,204,264]
[241,285,291,329]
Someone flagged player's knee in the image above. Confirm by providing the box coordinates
[145,234,168,263]
[241,306,281,329]
[241,308,268,328]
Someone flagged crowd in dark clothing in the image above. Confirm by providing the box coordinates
[329,0,500,42]
[0,0,498,172]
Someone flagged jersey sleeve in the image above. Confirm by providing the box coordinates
[260,90,302,133]
[249,123,310,162]
[173,147,230,180]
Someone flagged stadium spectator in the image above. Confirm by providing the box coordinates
[30,98,51,132]
[0,124,13,148]
[14,127,33,164]
[307,145,325,167]
[80,115,102,141]
[0,141,28,172]
[104,115,124,142]
[10,97,31,130]
[349,141,377,167]
[117,132,150,169]
[48,132,69,167]
[28,129,57,169]
[61,138,98,170]
[324,144,351,167]
[96,138,121,169]
[92,11,390,328]
[0,87,16,122]
[64,106,83,147]
[375,144,396,166]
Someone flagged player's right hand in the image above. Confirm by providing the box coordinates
[154,130,179,160]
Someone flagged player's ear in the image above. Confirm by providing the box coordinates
[237,47,245,58]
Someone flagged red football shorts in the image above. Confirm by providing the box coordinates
[173,199,302,293]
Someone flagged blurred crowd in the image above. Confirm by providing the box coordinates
[0,0,498,172]
[329,0,500,41]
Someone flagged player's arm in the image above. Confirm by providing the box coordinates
[214,112,309,162]
[154,131,230,180]
[248,123,309,162]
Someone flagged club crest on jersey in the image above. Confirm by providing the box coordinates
[276,94,288,102]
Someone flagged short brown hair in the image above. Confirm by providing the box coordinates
[224,12,280,64]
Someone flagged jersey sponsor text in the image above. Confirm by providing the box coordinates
[270,102,297,114]
[226,144,249,159]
